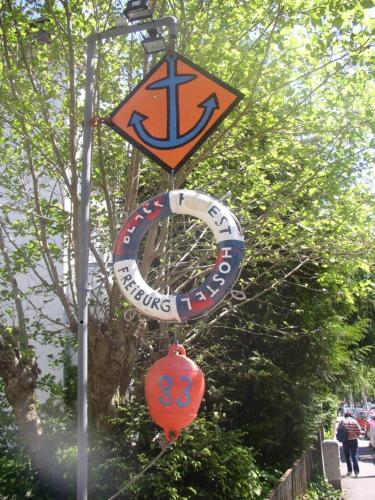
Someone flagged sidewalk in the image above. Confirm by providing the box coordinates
[340,438,375,499]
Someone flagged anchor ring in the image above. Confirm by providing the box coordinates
[113,190,244,322]
[230,289,246,301]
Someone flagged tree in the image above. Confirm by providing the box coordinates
[0,0,374,495]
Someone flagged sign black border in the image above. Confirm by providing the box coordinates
[106,52,244,175]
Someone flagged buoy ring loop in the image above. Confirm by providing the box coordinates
[113,190,244,322]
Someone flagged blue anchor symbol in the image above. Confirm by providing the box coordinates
[128,54,219,150]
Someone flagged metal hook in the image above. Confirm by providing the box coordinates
[124,309,137,322]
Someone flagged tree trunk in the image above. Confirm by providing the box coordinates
[0,327,68,498]
[89,316,143,428]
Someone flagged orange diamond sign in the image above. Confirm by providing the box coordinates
[106,52,243,174]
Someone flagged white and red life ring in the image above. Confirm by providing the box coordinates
[113,190,244,322]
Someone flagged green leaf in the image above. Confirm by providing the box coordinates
[361,0,374,9]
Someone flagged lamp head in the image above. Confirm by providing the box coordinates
[123,0,153,22]
[142,28,167,54]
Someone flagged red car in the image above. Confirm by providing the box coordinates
[355,409,375,438]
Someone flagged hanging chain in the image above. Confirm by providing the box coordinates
[169,174,179,345]
[173,324,179,345]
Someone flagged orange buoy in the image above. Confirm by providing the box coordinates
[145,344,205,441]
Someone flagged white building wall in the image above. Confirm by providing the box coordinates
[0,177,66,403]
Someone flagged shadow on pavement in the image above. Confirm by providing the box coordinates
[340,440,375,499]
[357,441,375,465]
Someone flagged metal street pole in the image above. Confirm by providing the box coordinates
[77,16,177,500]
[77,35,95,500]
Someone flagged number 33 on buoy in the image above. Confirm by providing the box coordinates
[113,190,244,322]
[145,344,205,441]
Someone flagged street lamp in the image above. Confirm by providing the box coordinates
[142,28,167,54]
[123,0,153,22]
[124,1,167,55]
[78,15,178,500]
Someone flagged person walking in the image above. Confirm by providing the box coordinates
[342,410,361,477]
[369,414,375,447]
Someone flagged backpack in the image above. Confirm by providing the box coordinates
[336,421,348,442]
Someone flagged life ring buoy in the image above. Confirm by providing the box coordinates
[113,190,244,322]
